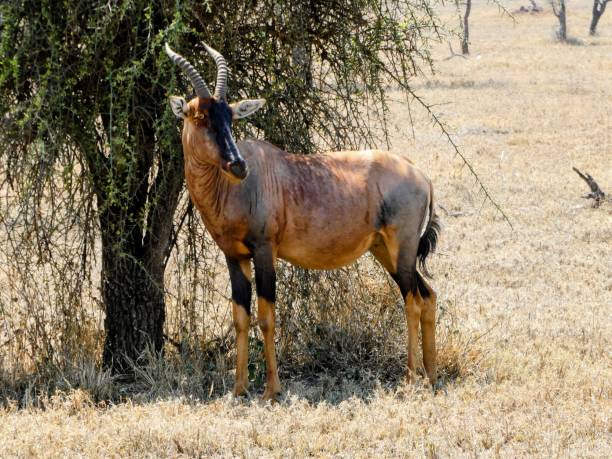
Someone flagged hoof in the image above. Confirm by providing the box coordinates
[405,370,418,385]
[406,368,429,385]
[233,382,249,397]
[261,389,281,402]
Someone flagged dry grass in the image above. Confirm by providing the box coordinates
[1,2,612,457]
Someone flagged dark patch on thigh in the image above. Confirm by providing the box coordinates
[227,257,252,314]
[415,272,431,299]
[391,270,418,299]
[390,244,419,299]
[375,195,400,230]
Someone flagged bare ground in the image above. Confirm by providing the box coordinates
[1,3,611,458]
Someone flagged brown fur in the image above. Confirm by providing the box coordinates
[178,97,438,397]
[257,298,281,400]
[231,301,250,396]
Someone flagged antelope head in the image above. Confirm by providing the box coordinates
[165,43,265,182]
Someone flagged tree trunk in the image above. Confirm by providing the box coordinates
[101,246,165,373]
[95,6,185,372]
[555,0,567,41]
[97,135,183,373]
[461,0,472,55]
[590,0,608,35]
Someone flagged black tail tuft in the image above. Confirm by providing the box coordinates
[417,212,440,279]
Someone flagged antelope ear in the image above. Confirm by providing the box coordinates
[230,99,266,119]
[169,96,189,119]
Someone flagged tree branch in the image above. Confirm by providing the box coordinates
[572,167,606,206]
[376,62,513,229]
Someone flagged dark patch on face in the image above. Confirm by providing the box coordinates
[197,97,214,111]
[227,256,252,314]
[205,100,247,178]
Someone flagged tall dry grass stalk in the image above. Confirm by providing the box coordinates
[1,208,483,406]
[0,154,485,406]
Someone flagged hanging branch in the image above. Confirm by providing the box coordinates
[488,0,516,19]
[378,67,513,229]
[424,96,514,229]
[443,42,468,60]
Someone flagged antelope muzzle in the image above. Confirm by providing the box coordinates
[227,158,248,180]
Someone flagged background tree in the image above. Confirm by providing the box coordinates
[590,0,609,35]
[0,0,440,374]
[551,0,568,41]
[454,0,512,56]
[460,0,473,54]
[1,1,189,372]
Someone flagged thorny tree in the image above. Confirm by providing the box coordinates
[0,0,443,373]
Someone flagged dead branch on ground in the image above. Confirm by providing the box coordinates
[443,43,468,61]
[572,167,607,207]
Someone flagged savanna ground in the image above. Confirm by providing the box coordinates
[1,2,611,457]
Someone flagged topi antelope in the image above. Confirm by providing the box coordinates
[165,43,440,400]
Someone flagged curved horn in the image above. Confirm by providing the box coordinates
[203,43,228,99]
[164,43,212,100]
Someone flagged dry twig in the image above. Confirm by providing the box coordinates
[443,42,468,61]
[572,167,606,207]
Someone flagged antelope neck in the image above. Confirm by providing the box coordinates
[184,149,234,224]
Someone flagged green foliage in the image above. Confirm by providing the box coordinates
[0,0,441,374]
[199,0,441,152]
[1,0,186,254]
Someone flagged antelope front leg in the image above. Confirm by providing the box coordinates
[227,257,252,397]
[253,246,281,401]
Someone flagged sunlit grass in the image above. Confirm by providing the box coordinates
[1,2,611,456]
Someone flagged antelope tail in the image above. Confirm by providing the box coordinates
[417,182,440,278]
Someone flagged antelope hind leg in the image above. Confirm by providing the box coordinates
[417,273,437,385]
[404,290,422,383]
